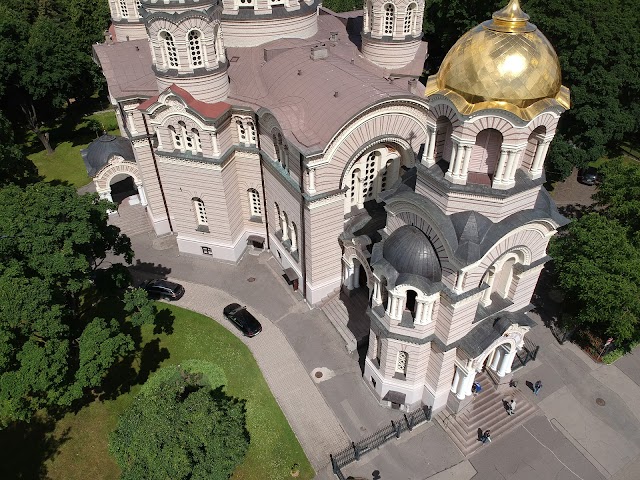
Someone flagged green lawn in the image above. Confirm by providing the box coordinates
[28,110,120,188]
[17,303,313,480]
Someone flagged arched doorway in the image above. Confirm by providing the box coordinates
[109,173,139,204]
[469,128,502,176]
[93,158,146,211]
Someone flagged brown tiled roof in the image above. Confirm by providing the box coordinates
[93,40,158,100]
[138,84,231,119]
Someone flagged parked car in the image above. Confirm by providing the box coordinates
[223,303,262,337]
[577,167,600,186]
[141,279,185,301]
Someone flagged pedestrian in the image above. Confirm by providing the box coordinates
[481,430,491,444]
[507,399,516,415]
[472,381,482,395]
[534,380,542,395]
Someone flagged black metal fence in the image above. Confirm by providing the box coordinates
[330,405,432,478]
[512,337,540,370]
[549,321,576,345]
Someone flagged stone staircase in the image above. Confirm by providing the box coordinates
[321,288,371,352]
[109,201,152,237]
[436,372,538,456]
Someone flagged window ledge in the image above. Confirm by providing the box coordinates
[196,225,210,233]
[249,216,263,224]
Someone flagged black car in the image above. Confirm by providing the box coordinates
[223,303,262,337]
[141,279,185,301]
[577,167,600,186]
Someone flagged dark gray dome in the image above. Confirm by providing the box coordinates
[382,226,442,281]
[81,134,135,177]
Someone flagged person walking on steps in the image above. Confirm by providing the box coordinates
[534,380,543,395]
[507,399,516,415]
[481,430,491,444]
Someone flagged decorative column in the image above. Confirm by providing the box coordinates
[136,182,148,206]
[454,271,465,293]
[154,127,163,150]
[480,267,496,307]
[210,132,220,156]
[127,110,138,135]
[372,280,381,305]
[463,369,477,397]
[352,263,360,288]
[460,145,472,180]
[290,222,298,253]
[307,168,316,195]
[446,143,458,176]
[506,150,521,182]
[414,301,425,324]
[489,346,502,371]
[363,6,370,34]
[499,345,517,376]
[426,127,437,165]
[453,143,465,177]
[395,295,405,319]
[530,139,545,176]
[281,213,289,241]
[423,300,434,323]
[451,367,461,394]
[493,149,508,183]
[386,295,397,317]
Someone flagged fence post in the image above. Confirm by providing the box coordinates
[532,345,540,360]
[330,454,338,474]
[352,441,360,461]
[404,413,412,431]
[392,420,401,438]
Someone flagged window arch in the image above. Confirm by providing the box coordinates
[160,31,179,68]
[395,351,408,376]
[350,168,361,206]
[187,29,204,67]
[169,125,182,150]
[192,197,208,227]
[404,3,416,35]
[274,202,282,231]
[246,121,256,144]
[191,128,202,153]
[119,0,129,17]
[290,222,298,252]
[282,211,290,241]
[248,189,262,218]
[237,120,247,143]
[383,3,395,36]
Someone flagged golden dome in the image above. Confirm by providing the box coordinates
[426,0,570,119]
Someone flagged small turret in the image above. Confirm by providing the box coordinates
[108,0,148,40]
[361,0,424,69]
[143,0,230,103]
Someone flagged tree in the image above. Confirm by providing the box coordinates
[0,112,39,187]
[0,183,143,426]
[109,363,249,480]
[549,213,640,344]
[593,158,640,241]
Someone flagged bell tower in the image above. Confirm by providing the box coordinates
[108,0,147,40]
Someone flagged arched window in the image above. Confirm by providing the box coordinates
[246,121,256,144]
[362,151,377,200]
[169,125,182,149]
[248,189,262,218]
[375,335,382,365]
[160,31,179,68]
[383,4,395,36]
[404,4,416,35]
[119,0,129,17]
[191,128,202,153]
[380,276,389,309]
[274,202,282,231]
[290,222,298,252]
[187,30,204,67]
[237,120,247,143]
[282,211,290,241]
[192,197,208,227]
[237,0,254,7]
[395,351,408,376]
[350,168,361,206]
[277,133,287,170]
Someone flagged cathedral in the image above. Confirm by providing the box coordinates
[90,0,569,413]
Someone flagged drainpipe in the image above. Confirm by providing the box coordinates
[299,153,308,300]
[142,114,173,232]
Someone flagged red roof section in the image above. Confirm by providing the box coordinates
[138,84,231,120]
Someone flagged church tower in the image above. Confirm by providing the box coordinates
[142,0,230,103]
[108,0,148,40]
[361,0,424,69]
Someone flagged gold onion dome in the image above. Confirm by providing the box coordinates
[426,0,570,120]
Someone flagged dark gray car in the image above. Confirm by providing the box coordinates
[223,303,262,337]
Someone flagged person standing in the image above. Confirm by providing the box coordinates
[507,399,516,415]
[534,380,543,395]
[481,430,491,444]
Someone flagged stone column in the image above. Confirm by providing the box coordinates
[395,295,405,319]
[499,345,517,376]
[414,301,425,324]
[456,368,474,400]
[463,369,477,397]
[460,145,472,180]
[480,267,496,307]
[455,271,465,293]
[493,149,508,183]
[490,347,502,371]
[530,140,545,175]
[281,213,289,241]
[127,111,138,135]
[427,127,437,165]
[290,222,298,253]
[154,127,163,150]
[451,367,461,393]
[136,182,148,206]
[386,295,395,317]
[447,143,458,176]
[423,301,434,323]
[372,281,381,305]
[363,7,370,33]
[352,263,360,288]
[210,132,220,156]
[506,150,521,181]
[307,168,316,195]
[453,143,465,177]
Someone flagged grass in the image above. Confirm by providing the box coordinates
[27,106,120,188]
[6,303,313,480]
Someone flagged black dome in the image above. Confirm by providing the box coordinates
[382,226,442,281]
[81,134,134,177]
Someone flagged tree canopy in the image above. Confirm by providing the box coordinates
[0,183,159,426]
[109,362,249,480]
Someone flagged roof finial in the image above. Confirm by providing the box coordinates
[486,0,535,33]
